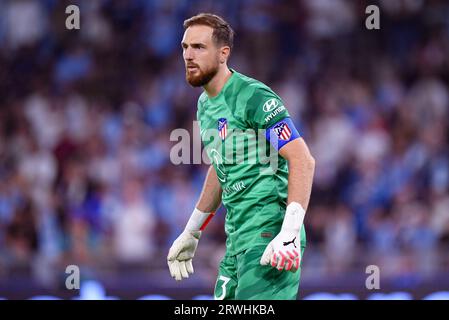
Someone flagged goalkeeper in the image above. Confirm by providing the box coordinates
[167,13,315,300]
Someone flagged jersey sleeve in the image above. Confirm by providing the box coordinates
[245,87,301,150]
[245,87,289,129]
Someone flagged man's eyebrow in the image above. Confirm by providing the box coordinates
[181,42,206,47]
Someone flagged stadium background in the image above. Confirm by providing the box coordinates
[1,0,449,299]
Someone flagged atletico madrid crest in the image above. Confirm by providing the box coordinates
[218,118,228,141]
[273,121,292,141]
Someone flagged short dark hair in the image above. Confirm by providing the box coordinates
[183,13,234,49]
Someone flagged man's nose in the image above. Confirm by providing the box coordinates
[184,47,194,61]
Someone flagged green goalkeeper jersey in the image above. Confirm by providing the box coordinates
[197,69,305,256]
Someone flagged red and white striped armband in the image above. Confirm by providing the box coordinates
[185,208,215,232]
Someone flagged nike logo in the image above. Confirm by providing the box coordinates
[283,237,296,248]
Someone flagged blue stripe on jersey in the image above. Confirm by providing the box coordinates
[265,117,301,150]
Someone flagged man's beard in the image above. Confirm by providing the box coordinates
[186,63,219,87]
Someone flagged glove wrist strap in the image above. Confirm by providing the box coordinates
[282,202,305,232]
[185,208,215,232]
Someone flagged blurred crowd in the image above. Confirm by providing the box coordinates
[0,0,449,290]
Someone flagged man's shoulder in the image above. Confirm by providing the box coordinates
[231,70,288,128]
[228,71,281,118]
[198,91,208,105]
[231,70,276,97]
[234,71,283,116]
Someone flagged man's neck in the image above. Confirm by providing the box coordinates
[204,67,232,98]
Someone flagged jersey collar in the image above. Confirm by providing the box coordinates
[205,68,236,102]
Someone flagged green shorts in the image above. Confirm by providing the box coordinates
[213,244,305,300]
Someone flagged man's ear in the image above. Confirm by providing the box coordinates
[220,46,231,64]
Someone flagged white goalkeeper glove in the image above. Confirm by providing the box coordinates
[167,208,214,281]
[260,202,305,272]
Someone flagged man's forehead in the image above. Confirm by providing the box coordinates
[182,25,214,44]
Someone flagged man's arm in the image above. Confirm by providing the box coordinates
[260,137,315,272]
[196,165,222,213]
[167,165,222,281]
[279,138,315,211]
